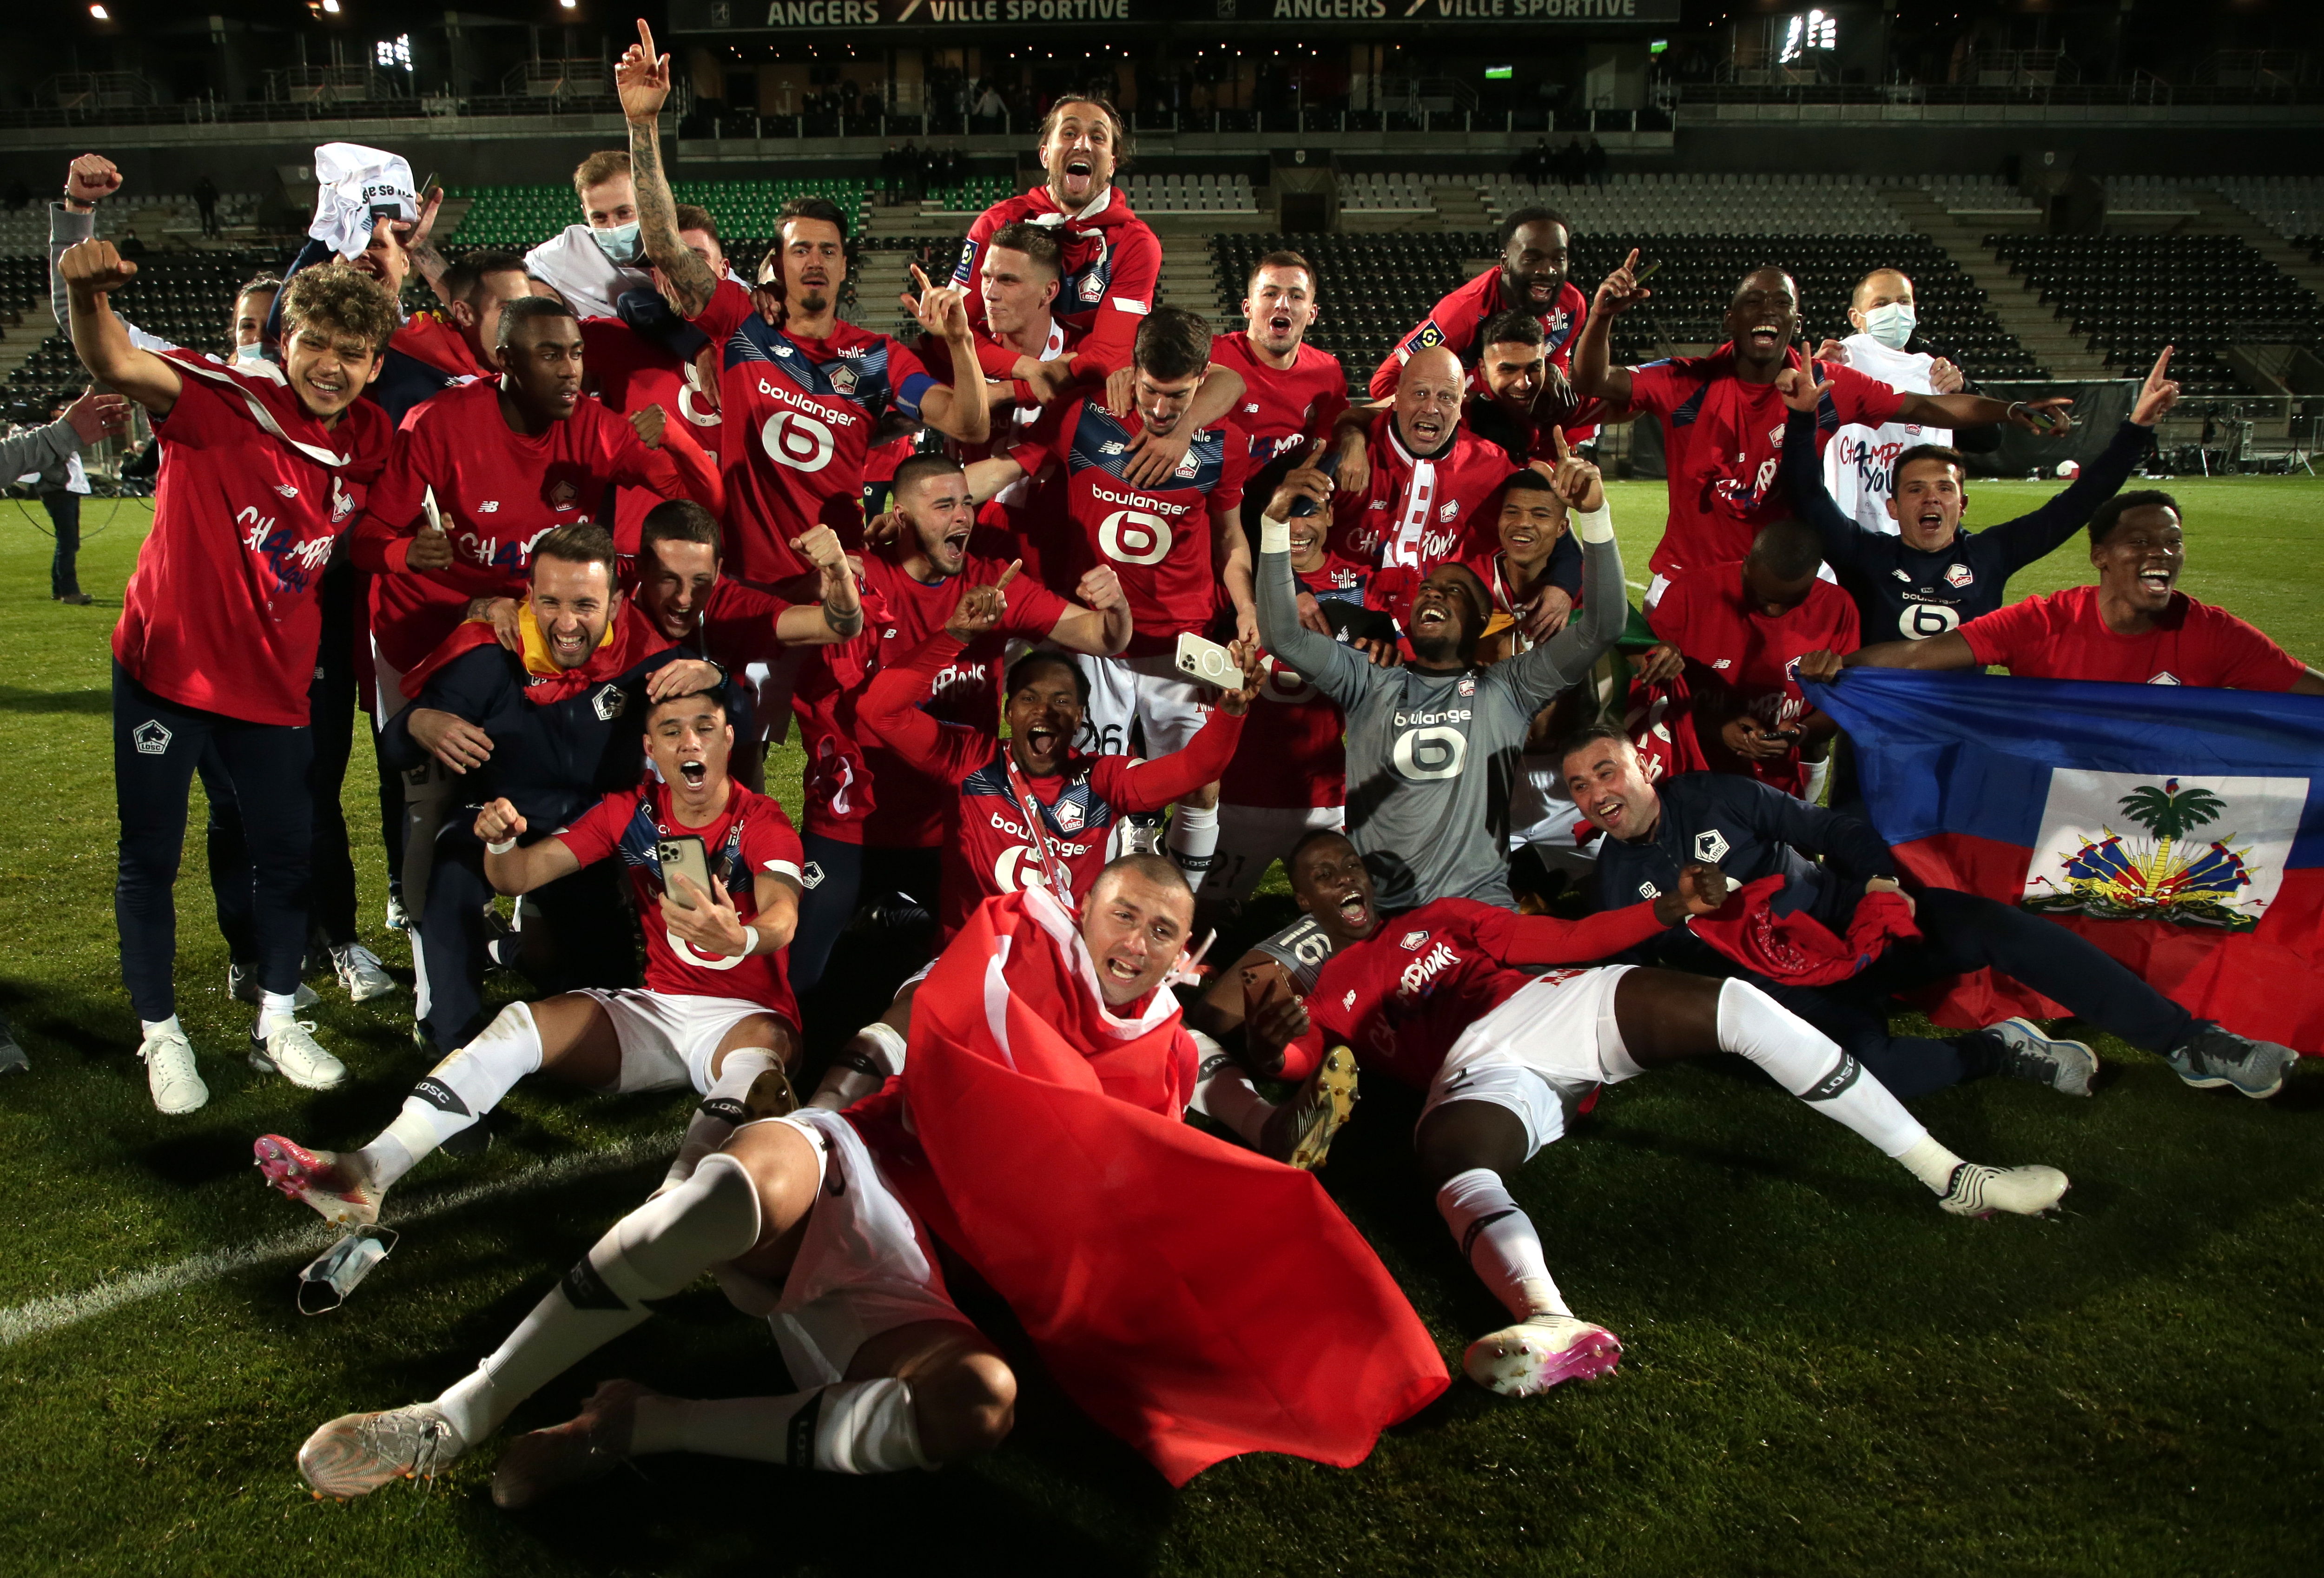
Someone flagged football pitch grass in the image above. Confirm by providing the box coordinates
[0,476,2317,1577]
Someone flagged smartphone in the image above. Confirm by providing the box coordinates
[1763,728,1803,745]
[420,484,443,535]
[657,836,714,910]
[1632,258,1664,286]
[1175,632,1241,688]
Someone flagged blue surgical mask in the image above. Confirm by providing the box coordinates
[1861,302,1916,351]
[591,221,641,264]
[235,342,270,364]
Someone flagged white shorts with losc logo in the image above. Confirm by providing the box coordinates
[572,988,792,1096]
[1419,964,1639,1162]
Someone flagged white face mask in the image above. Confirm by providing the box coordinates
[1861,301,1915,350]
[235,342,270,364]
[590,221,641,263]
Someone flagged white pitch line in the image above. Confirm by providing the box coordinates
[1625,580,1650,593]
[0,1129,680,1352]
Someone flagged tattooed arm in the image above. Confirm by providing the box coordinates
[615,20,716,320]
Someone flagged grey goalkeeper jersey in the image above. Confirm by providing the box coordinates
[1256,518,1627,912]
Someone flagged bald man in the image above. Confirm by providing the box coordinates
[1572,258,2074,604]
[1325,344,1524,633]
[1819,268,1968,535]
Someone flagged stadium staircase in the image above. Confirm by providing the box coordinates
[1884,185,2109,379]
[1430,182,1493,234]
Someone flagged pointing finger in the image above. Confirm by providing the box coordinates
[996,560,1021,588]
[1551,426,1574,465]
[2151,344,2172,384]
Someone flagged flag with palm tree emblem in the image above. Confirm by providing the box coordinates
[1806,668,2324,1054]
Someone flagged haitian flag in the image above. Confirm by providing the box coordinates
[1807,667,2324,1053]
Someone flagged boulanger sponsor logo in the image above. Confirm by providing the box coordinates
[762,409,837,473]
[1099,508,1173,565]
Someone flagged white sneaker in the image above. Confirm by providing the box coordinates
[1461,1314,1623,1397]
[384,896,411,933]
[1938,1161,2070,1218]
[298,1403,467,1499]
[139,1027,208,1115]
[330,943,397,1004]
[226,963,317,1010]
[249,1019,347,1090]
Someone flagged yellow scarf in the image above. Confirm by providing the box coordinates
[515,601,617,679]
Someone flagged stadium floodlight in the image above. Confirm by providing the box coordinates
[321,0,340,13]
[88,3,109,17]
[560,0,577,8]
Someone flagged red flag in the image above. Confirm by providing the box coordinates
[860,887,1448,1485]
[1687,873,1921,987]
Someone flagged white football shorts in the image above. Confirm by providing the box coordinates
[1419,964,1640,1162]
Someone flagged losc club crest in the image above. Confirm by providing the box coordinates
[1944,562,1974,588]
[2022,770,2300,932]
[829,364,859,396]
[549,480,579,511]
[592,684,626,721]
[1693,828,1730,863]
[1399,929,1429,950]
[1051,799,1086,834]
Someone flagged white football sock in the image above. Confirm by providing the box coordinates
[434,1154,760,1446]
[661,1049,779,1192]
[1802,755,1833,806]
[1436,1167,1570,1322]
[1895,1134,1974,1196]
[1165,799,1220,878]
[357,1002,543,1189]
[631,1378,930,1473]
[1187,1030,1274,1146]
[140,1014,185,1043]
[256,990,300,1037]
[1715,978,1927,1159]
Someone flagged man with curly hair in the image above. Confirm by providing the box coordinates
[62,239,398,1114]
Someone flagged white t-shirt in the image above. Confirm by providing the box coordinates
[1821,332,1951,535]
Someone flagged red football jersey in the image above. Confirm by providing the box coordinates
[955,185,1162,385]
[555,778,805,1023]
[1209,331,1349,468]
[1368,270,1589,402]
[352,380,680,673]
[1628,346,1904,581]
[1218,656,1346,811]
[688,577,796,670]
[793,545,1070,849]
[1327,411,1515,630]
[1013,398,1248,657]
[1296,898,1668,1088]
[1648,560,1862,797]
[1959,584,2306,690]
[692,278,934,587]
[860,630,1245,940]
[581,317,725,552]
[118,353,388,726]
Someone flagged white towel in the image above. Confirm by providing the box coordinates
[309,142,417,261]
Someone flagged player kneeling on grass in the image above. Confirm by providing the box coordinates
[1242,830,2069,1400]
[255,687,807,1227]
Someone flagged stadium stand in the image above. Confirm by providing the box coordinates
[1208,230,1495,370]
[1478,173,1908,237]
[2,253,265,421]
[443,178,873,257]
[1117,172,1257,216]
[1990,232,2324,395]
[915,176,1013,216]
[1340,171,1435,215]
[2101,176,2203,224]
[2212,176,2324,243]
[1917,175,2039,221]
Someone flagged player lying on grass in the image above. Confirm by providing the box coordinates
[255,687,806,1228]
[1237,830,2070,1400]
[295,858,1443,1500]
[1563,726,2301,1100]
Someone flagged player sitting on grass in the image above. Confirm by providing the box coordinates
[292,858,1440,1501]
[1241,830,2070,1400]
[254,686,806,1228]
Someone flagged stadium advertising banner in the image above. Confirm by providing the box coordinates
[1809,667,2324,1054]
[671,0,1680,32]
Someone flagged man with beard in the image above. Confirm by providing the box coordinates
[290,857,1443,1502]
[64,239,396,1112]
[256,685,806,1231]
[383,525,730,1054]
[1572,255,2077,604]
[1235,832,2068,1399]
[1779,350,2202,650]
[627,499,860,677]
[1212,250,1347,476]
[1329,345,1523,633]
[1464,310,1615,468]
[1255,442,1625,914]
[1369,208,1589,403]
[954,94,1161,390]
[1807,492,2324,693]
[619,22,991,589]
[788,453,1133,991]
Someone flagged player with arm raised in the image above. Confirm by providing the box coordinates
[256,685,806,1230]
[65,238,396,1113]
[1239,831,2066,1400]
[1783,347,2180,646]
[1254,441,1625,914]
[1572,254,2077,604]
[960,305,1253,880]
[617,20,988,589]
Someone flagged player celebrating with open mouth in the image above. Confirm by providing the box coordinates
[254,684,807,1228]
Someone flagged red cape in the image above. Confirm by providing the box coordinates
[396,598,662,703]
[853,888,1448,1485]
